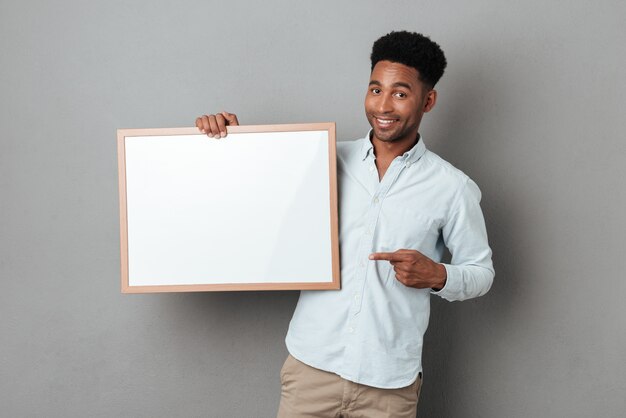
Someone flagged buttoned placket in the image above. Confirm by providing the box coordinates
[342,153,411,380]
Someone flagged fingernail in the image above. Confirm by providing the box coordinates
[220,132,226,138]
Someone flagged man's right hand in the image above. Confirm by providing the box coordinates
[195,112,239,138]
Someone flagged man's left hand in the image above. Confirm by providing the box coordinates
[369,249,447,290]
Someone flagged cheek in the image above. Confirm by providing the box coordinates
[403,100,419,112]
[400,101,422,120]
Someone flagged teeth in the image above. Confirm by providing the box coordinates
[376,118,395,125]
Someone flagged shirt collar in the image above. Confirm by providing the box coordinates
[360,130,427,164]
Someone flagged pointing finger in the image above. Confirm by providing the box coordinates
[369,252,406,262]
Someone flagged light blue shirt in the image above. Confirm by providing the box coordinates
[285,132,495,389]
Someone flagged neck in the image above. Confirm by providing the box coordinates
[371,132,420,160]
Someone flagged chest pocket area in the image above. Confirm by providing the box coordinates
[374,212,441,288]
[374,211,441,258]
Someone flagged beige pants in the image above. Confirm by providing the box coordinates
[277,355,422,418]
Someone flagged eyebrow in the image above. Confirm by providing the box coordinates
[368,80,413,90]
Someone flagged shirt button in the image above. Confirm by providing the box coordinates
[369,166,375,172]
[354,294,360,301]
[348,327,354,333]
[373,197,379,204]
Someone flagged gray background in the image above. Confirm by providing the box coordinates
[2,0,625,417]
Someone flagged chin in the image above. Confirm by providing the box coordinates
[373,130,401,143]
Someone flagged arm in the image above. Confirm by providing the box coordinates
[369,178,494,301]
[195,111,239,138]
[432,178,494,301]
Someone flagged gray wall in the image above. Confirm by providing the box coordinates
[2,1,625,417]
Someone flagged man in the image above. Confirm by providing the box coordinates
[196,31,494,418]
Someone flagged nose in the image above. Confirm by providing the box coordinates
[376,93,393,114]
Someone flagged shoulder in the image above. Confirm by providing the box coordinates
[420,150,481,200]
[336,137,365,165]
[337,137,362,154]
[422,150,470,183]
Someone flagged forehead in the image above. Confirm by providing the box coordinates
[370,60,420,88]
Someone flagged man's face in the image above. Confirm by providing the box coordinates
[365,60,433,144]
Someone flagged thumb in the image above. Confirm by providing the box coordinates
[221,111,239,126]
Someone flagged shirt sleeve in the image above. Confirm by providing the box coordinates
[431,178,495,301]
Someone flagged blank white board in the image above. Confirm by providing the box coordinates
[117,123,339,293]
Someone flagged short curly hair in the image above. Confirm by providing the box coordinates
[370,31,447,89]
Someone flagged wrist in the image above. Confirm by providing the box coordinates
[431,264,447,291]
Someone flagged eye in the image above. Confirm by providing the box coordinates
[394,92,407,98]
[371,88,381,94]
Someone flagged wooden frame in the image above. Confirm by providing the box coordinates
[118,123,339,293]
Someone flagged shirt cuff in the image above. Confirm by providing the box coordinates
[430,264,461,301]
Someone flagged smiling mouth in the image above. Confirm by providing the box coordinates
[374,117,399,127]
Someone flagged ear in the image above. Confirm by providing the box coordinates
[423,90,437,113]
